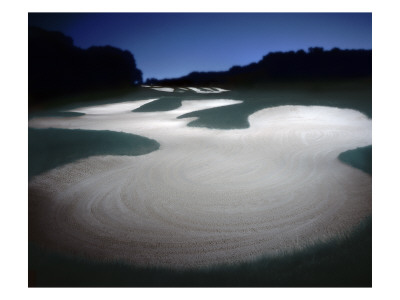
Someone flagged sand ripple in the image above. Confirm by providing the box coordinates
[28,100,372,268]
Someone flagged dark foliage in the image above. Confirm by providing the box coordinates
[29,27,143,106]
[147,47,371,86]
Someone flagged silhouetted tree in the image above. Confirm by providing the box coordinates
[308,47,324,54]
[29,26,143,106]
[145,78,160,85]
[151,47,371,86]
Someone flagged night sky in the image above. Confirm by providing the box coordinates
[28,13,372,80]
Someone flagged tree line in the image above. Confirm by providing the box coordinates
[147,47,371,86]
[29,26,143,106]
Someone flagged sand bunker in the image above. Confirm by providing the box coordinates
[186,87,230,93]
[150,87,175,92]
[144,86,229,94]
[28,99,371,268]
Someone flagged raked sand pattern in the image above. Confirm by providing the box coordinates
[28,98,372,268]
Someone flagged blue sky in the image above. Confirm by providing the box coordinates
[29,13,372,80]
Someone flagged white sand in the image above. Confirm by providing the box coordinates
[150,87,175,92]
[212,87,230,92]
[187,87,229,93]
[28,99,371,268]
[141,86,229,93]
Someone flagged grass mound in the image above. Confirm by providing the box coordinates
[28,128,159,179]
[132,96,183,112]
[339,145,372,175]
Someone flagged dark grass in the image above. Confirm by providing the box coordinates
[28,216,371,287]
[28,111,85,120]
[132,96,183,112]
[29,86,139,113]
[339,145,372,175]
[28,128,159,179]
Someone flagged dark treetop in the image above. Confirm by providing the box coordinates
[29,26,143,106]
[147,47,372,86]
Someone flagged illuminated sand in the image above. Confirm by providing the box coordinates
[28,99,372,268]
[150,87,174,92]
[144,86,230,93]
[186,87,230,93]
